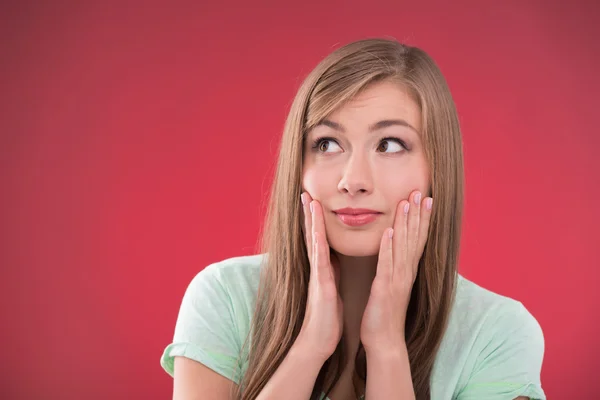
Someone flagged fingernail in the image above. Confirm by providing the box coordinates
[310,201,314,213]
[388,228,394,239]
[301,193,306,205]
[404,203,410,214]
[414,192,422,205]
[426,197,433,210]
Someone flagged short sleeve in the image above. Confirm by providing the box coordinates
[456,301,547,400]
[160,263,243,384]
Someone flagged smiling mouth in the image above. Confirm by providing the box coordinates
[334,212,381,227]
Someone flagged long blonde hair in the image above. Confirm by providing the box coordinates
[234,38,464,400]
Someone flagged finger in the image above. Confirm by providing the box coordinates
[311,200,333,283]
[301,192,313,263]
[416,196,433,259]
[330,250,341,290]
[376,227,394,281]
[393,200,410,269]
[407,191,422,257]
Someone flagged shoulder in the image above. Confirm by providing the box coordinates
[432,274,546,399]
[178,252,267,332]
[448,274,545,358]
[453,274,544,338]
[161,253,267,380]
[189,253,266,295]
[197,252,265,277]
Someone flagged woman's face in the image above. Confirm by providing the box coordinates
[302,80,430,257]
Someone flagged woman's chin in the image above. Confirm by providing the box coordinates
[329,237,381,257]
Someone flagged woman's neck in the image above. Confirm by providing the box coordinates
[334,252,378,348]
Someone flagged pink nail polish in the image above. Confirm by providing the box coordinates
[426,198,433,210]
[414,192,422,205]
[404,203,410,214]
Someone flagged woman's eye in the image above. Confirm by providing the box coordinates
[312,137,407,154]
[314,138,342,153]
[377,138,406,153]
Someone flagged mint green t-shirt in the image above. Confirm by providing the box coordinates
[160,254,546,399]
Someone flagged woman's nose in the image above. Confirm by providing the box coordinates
[337,154,374,195]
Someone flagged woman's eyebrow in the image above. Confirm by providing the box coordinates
[315,119,419,134]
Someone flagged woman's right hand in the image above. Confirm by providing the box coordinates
[296,192,344,362]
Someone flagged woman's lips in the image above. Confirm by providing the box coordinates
[335,212,381,226]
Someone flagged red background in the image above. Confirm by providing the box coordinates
[1,1,599,399]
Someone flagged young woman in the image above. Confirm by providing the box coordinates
[160,38,546,400]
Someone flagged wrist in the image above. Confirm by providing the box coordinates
[365,341,408,361]
[290,339,330,366]
[364,341,415,400]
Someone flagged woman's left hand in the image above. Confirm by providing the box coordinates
[360,190,433,355]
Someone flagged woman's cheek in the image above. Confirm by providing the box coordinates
[303,167,334,196]
[301,171,313,194]
[379,166,429,199]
